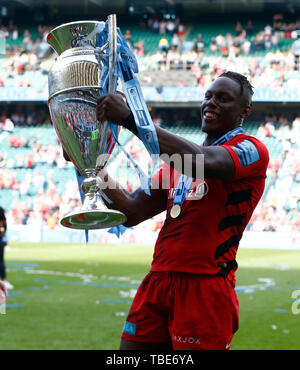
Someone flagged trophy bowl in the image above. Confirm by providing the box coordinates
[47,18,127,230]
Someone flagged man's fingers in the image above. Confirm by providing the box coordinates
[97,95,111,122]
[96,93,129,125]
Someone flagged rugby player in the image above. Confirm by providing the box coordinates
[95,71,269,350]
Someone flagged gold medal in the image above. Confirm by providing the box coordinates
[170,204,181,218]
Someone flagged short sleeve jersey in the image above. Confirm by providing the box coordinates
[151,133,269,284]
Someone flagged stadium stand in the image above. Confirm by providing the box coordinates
[1,114,299,233]
[0,7,300,233]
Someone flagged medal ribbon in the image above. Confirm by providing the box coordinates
[95,21,160,196]
[93,20,161,237]
[172,175,193,208]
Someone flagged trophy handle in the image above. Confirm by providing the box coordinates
[108,14,117,94]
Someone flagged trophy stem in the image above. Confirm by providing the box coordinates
[59,172,127,230]
[80,173,98,195]
[60,190,127,230]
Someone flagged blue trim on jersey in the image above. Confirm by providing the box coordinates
[211,126,244,146]
[123,321,136,335]
[232,140,260,168]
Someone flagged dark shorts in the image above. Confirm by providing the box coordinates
[121,271,239,350]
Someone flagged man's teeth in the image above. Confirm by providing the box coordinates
[205,112,217,118]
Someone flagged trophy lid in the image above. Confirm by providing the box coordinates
[47,20,105,55]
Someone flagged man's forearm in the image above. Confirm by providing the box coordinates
[120,112,204,178]
[97,169,135,215]
[97,169,167,227]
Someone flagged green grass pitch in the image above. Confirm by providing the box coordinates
[0,241,300,350]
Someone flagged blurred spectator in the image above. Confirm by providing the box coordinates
[292,34,300,70]
[195,33,204,52]
[166,19,176,35]
[158,36,169,52]
[133,40,144,57]
[235,21,243,36]
[246,20,253,36]
[159,19,167,35]
[124,29,132,48]
[171,33,180,51]
[152,18,160,34]
[177,23,185,37]
[210,37,218,53]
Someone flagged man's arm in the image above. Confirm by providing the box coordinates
[155,125,235,180]
[96,94,235,180]
[98,169,167,227]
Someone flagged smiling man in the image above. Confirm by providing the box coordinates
[95,71,269,350]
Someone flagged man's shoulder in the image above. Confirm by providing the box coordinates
[228,133,269,154]
[224,133,269,170]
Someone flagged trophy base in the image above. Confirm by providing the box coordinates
[60,209,127,230]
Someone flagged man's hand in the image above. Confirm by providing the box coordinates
[0,281,8,305]
[96,93,131,125]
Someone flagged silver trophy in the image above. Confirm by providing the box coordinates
[47,15,127,230]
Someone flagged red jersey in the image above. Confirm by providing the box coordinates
[151,133,269,284]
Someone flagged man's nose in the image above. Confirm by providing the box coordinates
[206,95,217,107]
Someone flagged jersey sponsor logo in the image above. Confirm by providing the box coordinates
[122,321,136,335]
[172,334,201,345]
[231,140,260,168]
[168,181,208,200]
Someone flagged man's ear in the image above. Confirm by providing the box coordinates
[241,105,252,120]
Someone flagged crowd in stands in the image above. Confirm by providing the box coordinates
[0,14,299,90]
[248,115,300,232]
[2,24,52,61]
[208,17,300,57]
[9,173,82,231]
[1,106,51,128]
[1,107,300,234]
[0,24,52,88]
[0,14,300,234]
[141,15,184,36]
[128,15,300,88]
[0,129,80,230]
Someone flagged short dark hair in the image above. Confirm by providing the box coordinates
[218,71,254,106]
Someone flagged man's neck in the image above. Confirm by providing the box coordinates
[203,126,243,146]
[203,134,221,146]
[203,135,222,146]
